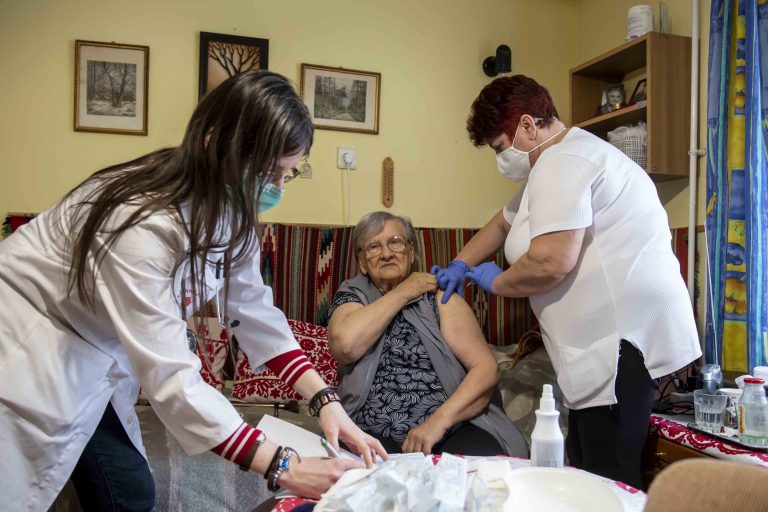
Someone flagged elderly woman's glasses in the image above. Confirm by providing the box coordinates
[360,235,410,258]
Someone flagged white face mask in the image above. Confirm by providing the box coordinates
[495,120,566,181]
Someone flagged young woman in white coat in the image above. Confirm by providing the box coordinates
[432,75,700,488]
[0,70,386,510]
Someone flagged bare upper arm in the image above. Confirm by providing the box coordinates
[528,228,585,275]
[435,291,498,373]
[327,301,364,358]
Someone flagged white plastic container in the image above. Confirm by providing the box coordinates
[626,5,654,40]
[530,384,564,468]
[753,366,768,395]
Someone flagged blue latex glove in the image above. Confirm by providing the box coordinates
[467,262,503,294]
[430,259,469,304]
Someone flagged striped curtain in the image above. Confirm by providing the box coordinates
[705,0,768,373]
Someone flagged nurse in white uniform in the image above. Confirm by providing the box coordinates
[0,70,385,511]
[432,75,700,488]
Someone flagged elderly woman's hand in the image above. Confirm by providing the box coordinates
[319,402,388,467]
[401,416,450,455]
[394,272,438,301]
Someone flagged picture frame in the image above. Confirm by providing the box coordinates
[300,63,380,135]
[596,83,626,116]
[199,32,269,99]
[629,78,648,104]
[74,40,149,135]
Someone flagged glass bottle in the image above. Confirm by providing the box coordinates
[738,377,768,447]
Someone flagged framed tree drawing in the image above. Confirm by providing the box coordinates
[74,40,149,135]
[300,64,380,134]
[199,32,269,99]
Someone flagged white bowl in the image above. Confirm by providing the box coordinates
[503,467,624,512]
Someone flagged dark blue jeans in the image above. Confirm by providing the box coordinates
[70,403,155,511]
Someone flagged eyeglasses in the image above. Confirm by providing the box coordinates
[359,235,410,258]
[282,167,301,184]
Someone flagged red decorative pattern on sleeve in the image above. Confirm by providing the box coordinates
[210,423,262,467]
[264,349,312,387]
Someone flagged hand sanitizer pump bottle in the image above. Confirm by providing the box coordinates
[530,384,564,468]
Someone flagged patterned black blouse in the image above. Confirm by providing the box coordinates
[331,292,448,444]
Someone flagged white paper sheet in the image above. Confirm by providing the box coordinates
[256,414,358,459]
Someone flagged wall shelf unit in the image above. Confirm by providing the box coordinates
[570,32,692,182]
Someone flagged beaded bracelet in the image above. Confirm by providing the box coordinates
[267,447,299,492]
[309,387,341,417]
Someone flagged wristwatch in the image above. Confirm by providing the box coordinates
[238,431,266,472]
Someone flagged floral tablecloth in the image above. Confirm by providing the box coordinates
[650,414,768,467]
[270,455,647,512]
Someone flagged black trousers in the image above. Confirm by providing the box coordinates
[373,422,504,456]
[70,403,156,511]
[565,340,656,489]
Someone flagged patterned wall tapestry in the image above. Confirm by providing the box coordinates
[706,0,768,373]
[259,223,536,347]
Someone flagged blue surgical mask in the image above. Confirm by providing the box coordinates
[258,183,284,212]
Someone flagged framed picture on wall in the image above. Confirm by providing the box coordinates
[198,32,269,99]
[74,40,149,135]
[300,64,380,135]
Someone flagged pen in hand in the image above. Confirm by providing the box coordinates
[321,436,342,458]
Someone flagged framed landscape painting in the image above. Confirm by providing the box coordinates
[199,31,269,98]
[74,40,149,135]
[300,64,380,134]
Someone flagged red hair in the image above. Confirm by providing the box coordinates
[466,75,560,146]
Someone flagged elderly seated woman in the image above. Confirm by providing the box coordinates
[328,211,528,456]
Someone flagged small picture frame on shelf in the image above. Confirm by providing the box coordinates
[596,83,626,116]
[629,78,647,105]
[74,40,149,135]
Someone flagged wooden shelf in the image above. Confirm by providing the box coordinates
[575,103,647,137]
[570,32,691,180]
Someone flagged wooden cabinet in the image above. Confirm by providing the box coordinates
[641,433,712,490]
[569,32,691,181]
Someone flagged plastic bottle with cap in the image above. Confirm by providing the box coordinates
[530,384,564,468]
[738,377,768,447]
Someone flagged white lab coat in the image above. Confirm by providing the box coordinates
[0,193,300,510]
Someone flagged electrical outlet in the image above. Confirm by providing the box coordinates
[337,147,357,169]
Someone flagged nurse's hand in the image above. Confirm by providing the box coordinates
[277,455,364,499]
[319,401,388,468]
[430,259,469,303]
[467,262,503,294]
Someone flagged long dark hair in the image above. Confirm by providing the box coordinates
[65,70,313,318]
